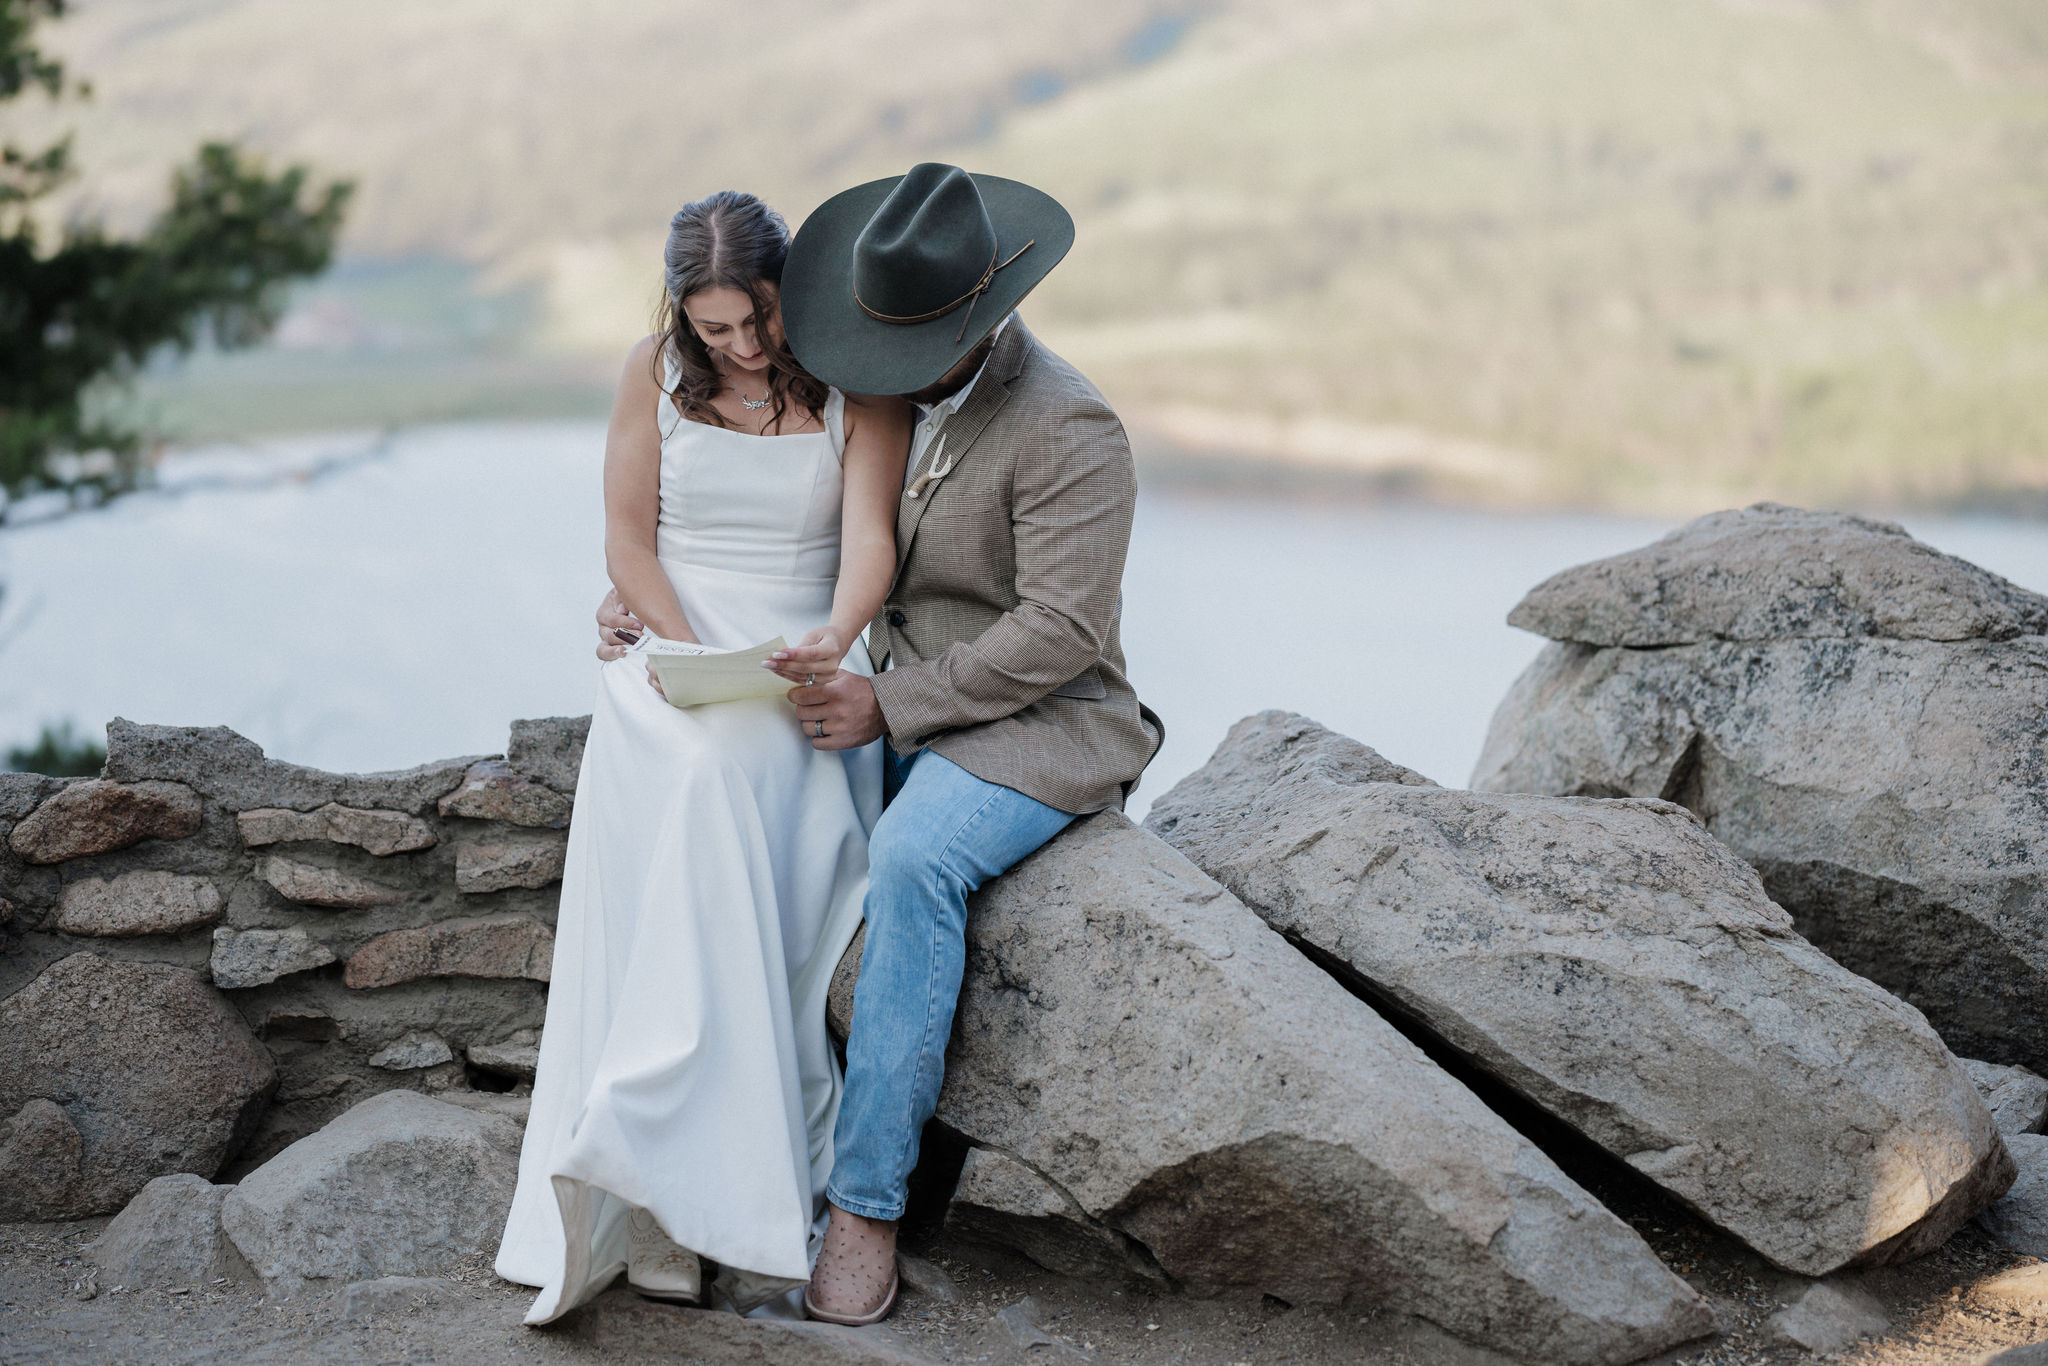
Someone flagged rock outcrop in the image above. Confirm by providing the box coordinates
[916,814,1713,1365]
[13,682,2040,1355]
[1149,711,2011,1276]
[220,1089,521,1291]
[1471,505,2048,1072]
[0,953,275,1218]
[1505,502,2048,647]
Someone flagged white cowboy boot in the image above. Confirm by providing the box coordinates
[626,1207,703,1303]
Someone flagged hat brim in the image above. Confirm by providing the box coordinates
[781,173,1074,396]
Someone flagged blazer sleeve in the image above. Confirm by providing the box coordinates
[870,395,1136,751]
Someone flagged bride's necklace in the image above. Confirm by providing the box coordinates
[716,356,773,413]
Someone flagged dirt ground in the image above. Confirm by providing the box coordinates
[3,1190,2047,1366]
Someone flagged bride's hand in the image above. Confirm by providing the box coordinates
[596,588,643,661]
[767,627,848,685]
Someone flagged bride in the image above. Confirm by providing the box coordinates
[494,190,910,1323]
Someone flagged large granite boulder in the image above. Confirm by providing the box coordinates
[1472,504,2048,1071]
[1504,502,2048,647]
[1147,712,2011,1276]
[220,1089,522,1292]
[903,814,1712,1365]
[0,953,275,1219]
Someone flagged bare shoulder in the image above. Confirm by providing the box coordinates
[608,335,670,430]
[619,334,663,384]
[607,335,667,442]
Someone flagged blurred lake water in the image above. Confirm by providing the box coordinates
[7,423,2048,815]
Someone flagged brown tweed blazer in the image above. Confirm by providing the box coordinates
[866,320,1163,814]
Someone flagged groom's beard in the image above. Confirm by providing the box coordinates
[899,336,998,406]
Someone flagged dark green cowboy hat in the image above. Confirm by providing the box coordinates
[781,163,1074,396]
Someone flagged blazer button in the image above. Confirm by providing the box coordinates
[887,610,907,627]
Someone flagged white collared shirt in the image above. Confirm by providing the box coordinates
[905,314,1011,489]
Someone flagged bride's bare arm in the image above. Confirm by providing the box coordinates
[603,335,698,646]
[769,394,911,681]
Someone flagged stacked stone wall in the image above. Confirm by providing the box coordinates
[0,715,588,1192]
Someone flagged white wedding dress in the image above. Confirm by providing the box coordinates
[495,370,880,1324]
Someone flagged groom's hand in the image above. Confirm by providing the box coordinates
[789,674,885,751]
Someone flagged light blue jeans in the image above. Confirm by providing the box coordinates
[826,745,1076,1220]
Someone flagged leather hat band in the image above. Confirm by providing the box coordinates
[855,238,1036,343]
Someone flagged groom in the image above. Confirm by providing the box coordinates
[604,164,1161,1322]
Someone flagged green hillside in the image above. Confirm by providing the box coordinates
[992,0,2048,511]
[23,0,2048,512]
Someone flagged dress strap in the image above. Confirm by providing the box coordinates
[824,388,848,462]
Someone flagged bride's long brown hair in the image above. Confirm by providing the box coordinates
[652,191,827,431]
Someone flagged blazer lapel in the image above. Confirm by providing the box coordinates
[894,322,1032,569]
